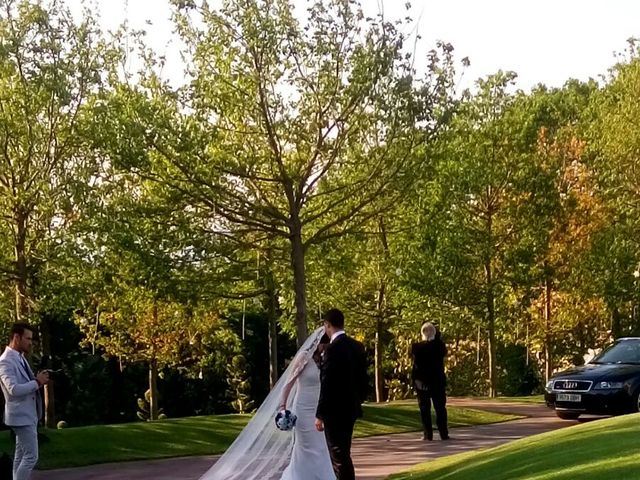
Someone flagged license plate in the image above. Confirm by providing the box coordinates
[557,393,581,402]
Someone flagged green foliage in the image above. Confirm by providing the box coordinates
[2,0,640,421]
[496,344,541,396]
[0,0,116,321]
[227,355,254,414]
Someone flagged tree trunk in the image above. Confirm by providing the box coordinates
[289,213,308,347]
[265,273,279,388]
[525,321,530,367]
[44,382,55,428]
[374,319,384,403]
[149,358,159,421]
[14,211,29,321]
[149,303,159,421]
[544,276,553,382]
[611,306,622,339]
[476,325,481,366]
[40,318,55,428]
[485,260,497,397]
[374,216,389,402]
[484,205,497,398]
[268,312,278,388]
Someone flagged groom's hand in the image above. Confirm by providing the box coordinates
[315,418,324,432]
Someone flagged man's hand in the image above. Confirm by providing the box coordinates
[315,418,324,432]
[36,371,49,387]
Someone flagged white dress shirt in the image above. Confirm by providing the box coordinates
[330,330,345,343]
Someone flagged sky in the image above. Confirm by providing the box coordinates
[65,0,640,91]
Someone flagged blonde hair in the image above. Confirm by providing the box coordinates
[421,322,436,341]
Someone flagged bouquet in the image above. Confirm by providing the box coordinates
[275,409,297,431]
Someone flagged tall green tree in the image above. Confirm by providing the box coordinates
[70,158,249,419]
[585,40,640,337]
[503,81,600,381]
[94,0,419,346]
[406,72,547,396]
[0,0,114,427]
[0,0,110,320]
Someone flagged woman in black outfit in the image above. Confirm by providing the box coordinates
[411,322,449,441]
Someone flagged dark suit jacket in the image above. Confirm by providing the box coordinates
[316,334,368,422]
[411,338,447,390]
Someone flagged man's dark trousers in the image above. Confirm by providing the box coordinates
[417,388,448,440]
[324,415,356,480]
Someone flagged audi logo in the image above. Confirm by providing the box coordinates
[562,381,578,389]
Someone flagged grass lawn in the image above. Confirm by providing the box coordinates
[356,401,517,438]
[486,395,545,404]
[0,401,517,470]
[388,413,640,480]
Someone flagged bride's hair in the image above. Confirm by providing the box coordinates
[313,333,330,366]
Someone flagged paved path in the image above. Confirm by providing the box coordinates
[32,399,593,480]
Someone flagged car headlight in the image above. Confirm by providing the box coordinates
[545,380,554,391]
[594,381,624,389]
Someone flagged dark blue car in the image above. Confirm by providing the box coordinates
[545,337,640,419]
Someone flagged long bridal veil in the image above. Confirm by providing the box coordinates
[199,326,326,480]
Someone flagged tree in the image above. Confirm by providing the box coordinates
[307,214,402,402]
[70,158,238,419]
[0,0,114,427]
[406,72,546,396]
[493,81,600,381]
[94,0,419,347]
[585,40,640,338]
[0,0,110,320]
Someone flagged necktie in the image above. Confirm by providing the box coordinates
[21,355,33,379]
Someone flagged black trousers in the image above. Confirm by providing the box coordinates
[324,416,357,480]
[417,388,448,439]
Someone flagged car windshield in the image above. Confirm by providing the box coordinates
[591,339,640,364]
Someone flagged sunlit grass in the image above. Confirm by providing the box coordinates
[0,401,516,470]
[388,413,640,480]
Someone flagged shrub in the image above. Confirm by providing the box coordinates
[137,389,164,421]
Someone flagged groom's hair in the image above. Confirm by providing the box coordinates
[322,308,344,329]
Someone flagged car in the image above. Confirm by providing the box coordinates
[545,337,640,420]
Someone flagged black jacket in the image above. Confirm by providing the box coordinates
[316,334,368,421]
[411,338,447,389]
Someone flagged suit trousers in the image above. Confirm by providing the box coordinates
[323,416,356,480]
[12,424,38,480]
[416,388,448,439]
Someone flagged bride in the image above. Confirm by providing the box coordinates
[199,327,336,480]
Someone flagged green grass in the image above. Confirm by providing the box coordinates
[0,401,516,470]
[480,395,545,404]
[388,413,640,480]
[356,401,518,437]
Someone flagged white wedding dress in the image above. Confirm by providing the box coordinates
[281,360,336,480]
[198,327,335,480]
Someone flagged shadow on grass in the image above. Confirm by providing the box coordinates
[390,415,640,480]
[0,402,515,470]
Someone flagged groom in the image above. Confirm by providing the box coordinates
[315,309,368,480]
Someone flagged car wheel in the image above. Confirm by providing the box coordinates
[632,390,640,413]
[556,411,581,420]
